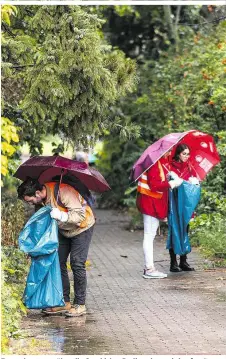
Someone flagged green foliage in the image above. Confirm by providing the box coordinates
[1,247,29,354]
[1,194,29,353]
[190,197,226,266]
[2,5,137,154]
[1,195,26,246]
[97,12,226,207]
[96,138,142,207]
[96,6,226,266]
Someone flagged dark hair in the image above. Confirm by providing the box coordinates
[17,177,43,200]
[173,143,190,162]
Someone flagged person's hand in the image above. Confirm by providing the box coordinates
[50,208,68,222]
[169,171,179,180]
[169,178,183,189]
[188,176,200,185]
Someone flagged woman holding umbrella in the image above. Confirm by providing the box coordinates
[136,152,183,279]
[168,143,199,272]
[132,130,220,280]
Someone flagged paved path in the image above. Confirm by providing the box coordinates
[20,209,226,355]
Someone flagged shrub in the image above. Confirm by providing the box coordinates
[1,195,29,353]
[190,191,226,266]
[1,247,28,353]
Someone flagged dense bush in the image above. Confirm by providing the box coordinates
[1,196,29,353]
[190,189,226,266]
[1,247,29,353]
[2,195,26,246]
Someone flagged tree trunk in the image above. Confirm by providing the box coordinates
[163,5,181,51]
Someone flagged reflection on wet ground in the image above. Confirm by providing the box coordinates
[22,311,109,355]
[16,210,226,355]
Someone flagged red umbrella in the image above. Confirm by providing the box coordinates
[171,130,220,181]
[131,130,220,181]
[14,155,111,193]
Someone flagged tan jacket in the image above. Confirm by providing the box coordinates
[44,182,95,238]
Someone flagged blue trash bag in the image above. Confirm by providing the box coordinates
[19,206,65,309]
[166,181,201,255]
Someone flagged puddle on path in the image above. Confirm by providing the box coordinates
[21,311,109,355]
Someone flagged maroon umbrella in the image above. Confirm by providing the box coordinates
[14,155,111,193]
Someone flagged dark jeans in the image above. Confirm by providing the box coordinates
[58,226,94,305]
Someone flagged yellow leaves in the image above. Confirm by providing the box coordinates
[1,117,20,178]
[222,59,226,65]
[1,156,8,176]
[2,141,17,156]
[1,5,17,26]
[1,118,19,143]
[85,259,91,269]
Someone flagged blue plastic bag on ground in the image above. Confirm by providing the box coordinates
[19,206,65,309]
[166,181,201,255]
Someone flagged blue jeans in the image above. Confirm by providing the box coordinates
[58,226,94,305]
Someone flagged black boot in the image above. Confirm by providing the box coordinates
[169,249,182,272]
[179,255,195,271]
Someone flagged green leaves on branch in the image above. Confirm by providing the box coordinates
[4,6,136,149]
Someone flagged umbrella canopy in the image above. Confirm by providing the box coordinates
[131,130,220,181]
[14,155,111,193]
[171,130,220,181]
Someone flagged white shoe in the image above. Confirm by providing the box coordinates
[143,267,167,279]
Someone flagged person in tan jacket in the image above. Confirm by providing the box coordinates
[17,177,95,317]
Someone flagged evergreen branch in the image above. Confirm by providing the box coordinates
[10,64,34,69]
[2,23,16,38]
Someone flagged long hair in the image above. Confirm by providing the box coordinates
[173,143,190,162]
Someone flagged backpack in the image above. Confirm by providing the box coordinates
[52,174,95,208]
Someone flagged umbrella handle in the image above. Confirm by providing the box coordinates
[56,169,64,204]
[162,164,170,173]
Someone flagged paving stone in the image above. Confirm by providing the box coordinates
[85,209,226,354]
[21,209,226,355]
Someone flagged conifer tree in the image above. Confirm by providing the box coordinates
[2,5,137,153]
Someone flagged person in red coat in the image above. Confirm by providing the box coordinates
[169,143,199,272]
[136,151,183,279]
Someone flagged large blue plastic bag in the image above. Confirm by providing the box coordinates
[19,206,65,309]
[166,181,201,255]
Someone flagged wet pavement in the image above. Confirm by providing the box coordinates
[19,209,226,355]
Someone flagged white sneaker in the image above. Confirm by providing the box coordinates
[143,268,167,279]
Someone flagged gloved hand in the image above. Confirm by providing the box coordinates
[169,178,183,189]
[188,176,200,185]
[168,171,179,180]
[50,208,68,222]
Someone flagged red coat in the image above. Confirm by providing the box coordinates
[170,160,196,180]
[136,158,170,219]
